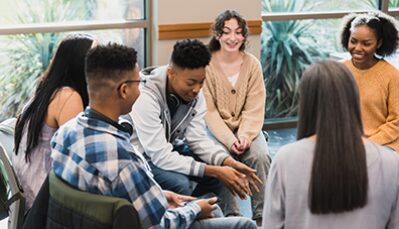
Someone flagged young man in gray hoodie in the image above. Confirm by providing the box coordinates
[128,39,262,216]
[51,43,257,229]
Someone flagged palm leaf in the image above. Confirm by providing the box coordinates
[262,0,328,118]
[0,0,88,119]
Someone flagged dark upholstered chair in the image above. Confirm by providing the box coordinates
[23,171,142,229]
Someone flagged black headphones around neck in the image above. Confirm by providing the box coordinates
[168,93,181,108]
[85,108,133,136]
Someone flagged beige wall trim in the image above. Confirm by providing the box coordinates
[0,20,149,35]
[158,20,262,40]
[262,9,399,21]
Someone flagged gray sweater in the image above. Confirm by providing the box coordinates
[263,138,399,229]
[129,65,230,177]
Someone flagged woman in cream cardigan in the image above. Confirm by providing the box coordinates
[203,9,270,226]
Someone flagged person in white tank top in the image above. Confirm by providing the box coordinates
[12,33,96,211]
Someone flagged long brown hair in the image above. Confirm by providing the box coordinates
[297,60,368,214]
[14,33,94,161]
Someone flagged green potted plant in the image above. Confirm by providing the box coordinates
[261,0,327,119]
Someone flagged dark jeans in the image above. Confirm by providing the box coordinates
[148,146,240,216]
[149,161,222,197]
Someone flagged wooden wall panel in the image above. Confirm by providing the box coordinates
[158,20,262,40]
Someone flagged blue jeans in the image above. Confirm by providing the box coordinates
[149,162,240,217]
[149,142,241,216]
[190,217,256,229]
[149,161,219,196]
[189,206,256,229]
[208,131,271,220]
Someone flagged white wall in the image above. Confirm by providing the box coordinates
[152,0,262,65]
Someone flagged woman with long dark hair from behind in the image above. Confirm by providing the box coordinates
[12,33,95,211]
[262,60,399,228]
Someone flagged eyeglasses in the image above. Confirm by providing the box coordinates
[123,79,147,85]
[117,78,146,90]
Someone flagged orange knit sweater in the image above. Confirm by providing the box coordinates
[345,59,399,151]
[204,52,266,149]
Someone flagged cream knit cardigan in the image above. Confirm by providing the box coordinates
[204,52,266,149]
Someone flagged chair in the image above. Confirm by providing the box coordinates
[262,130,269,142]
[0,118,17,159]
[24,171,142,229]
[0,144,25,229]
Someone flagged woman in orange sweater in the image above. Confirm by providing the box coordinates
[204,10,271,226]
[340,11,399,151]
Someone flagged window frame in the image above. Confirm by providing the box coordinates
[0,0,152,66]
[261,0,397,129]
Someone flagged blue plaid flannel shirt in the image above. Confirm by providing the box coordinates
[50,112,201,229]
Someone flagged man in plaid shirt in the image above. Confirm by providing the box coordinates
[50,43,256,229]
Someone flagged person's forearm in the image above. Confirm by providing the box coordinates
[204,165,220,178]
[222,157,236,167]
[162,202,201,228]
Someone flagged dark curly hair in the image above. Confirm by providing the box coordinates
[171,39,211,69]
[340,11,399,57]
[85,43,137,83]
[208,10,249,52]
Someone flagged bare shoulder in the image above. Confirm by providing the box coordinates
[46,87,83,127]
[51,87,83,111]
[51,87,82,107]
[54,87,80,100]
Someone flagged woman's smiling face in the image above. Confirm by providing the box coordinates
[217,18,245,53]
[348,24,381,69]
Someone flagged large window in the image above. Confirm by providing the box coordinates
[0,0,149,120]
[262,0,376,13]
[0,0,146,25]
[262,0,399,124]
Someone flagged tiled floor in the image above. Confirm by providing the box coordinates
[267,128,297,159]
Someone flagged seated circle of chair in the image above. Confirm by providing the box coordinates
[0,143,25,229]
[22,171,143,229]
[0,117,142,228]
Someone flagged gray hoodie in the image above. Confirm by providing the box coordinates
[128,65,231,177]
